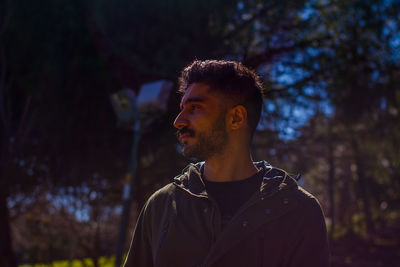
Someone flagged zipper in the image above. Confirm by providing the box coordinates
[173,180,222,243]
[210,206,215,241]
[209,204,220,244]
[154,225,169,267]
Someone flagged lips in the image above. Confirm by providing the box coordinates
[177,127,195,143]
[179,133,191,143]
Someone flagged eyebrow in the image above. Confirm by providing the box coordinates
[180,96,208,109]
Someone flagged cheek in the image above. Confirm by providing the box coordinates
[188,114,205,126]
[192,119,213,131]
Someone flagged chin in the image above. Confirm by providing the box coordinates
[182,146,196,158]
[181,146,192,157]
[182,148,207,162]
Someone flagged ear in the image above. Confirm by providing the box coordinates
[228,105,247,130]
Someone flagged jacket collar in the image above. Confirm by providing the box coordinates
[173,161,298,198]
[173,162,208,197]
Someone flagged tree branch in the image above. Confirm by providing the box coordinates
[223,2,279,41]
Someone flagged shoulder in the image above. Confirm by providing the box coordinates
[138,182,181,233]
[294,186,323,209]
[145,182,179,208]
[290,186,327,225]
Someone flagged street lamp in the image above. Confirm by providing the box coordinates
[110,80,173,267]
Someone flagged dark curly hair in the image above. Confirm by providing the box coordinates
[178,59,264,139]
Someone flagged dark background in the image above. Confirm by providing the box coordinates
[1,0,399,266]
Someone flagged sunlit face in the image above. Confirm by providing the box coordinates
[173,83,228,160]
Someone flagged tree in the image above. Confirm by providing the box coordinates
[2,0,314,265]
[257,0,400,239]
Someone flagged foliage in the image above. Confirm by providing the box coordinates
[19,256,115,267]
[1,0,400,266]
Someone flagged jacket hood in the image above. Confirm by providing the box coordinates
[173,161,299,198]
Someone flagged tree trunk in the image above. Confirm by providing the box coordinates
[327,132,335,241]
[351,138,374,238]
[0,2,16,263]
[0,190,17,267]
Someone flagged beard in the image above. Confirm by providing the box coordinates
[179,112,228,161]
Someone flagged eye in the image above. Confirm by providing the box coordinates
[190,104,200,111]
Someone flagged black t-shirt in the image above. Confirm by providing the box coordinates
[203,169,264,229]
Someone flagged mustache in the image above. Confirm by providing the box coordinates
[176,127,195,139]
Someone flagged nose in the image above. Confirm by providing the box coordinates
[173,111,188,129]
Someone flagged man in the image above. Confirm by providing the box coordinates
[124,60,330,267]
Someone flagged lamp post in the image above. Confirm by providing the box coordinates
[110,80,172,267]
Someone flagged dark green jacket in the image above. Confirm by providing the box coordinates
[124,161,330,267]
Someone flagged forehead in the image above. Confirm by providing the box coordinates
[180,83,217,107]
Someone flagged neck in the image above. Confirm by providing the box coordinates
[203,146,258,182]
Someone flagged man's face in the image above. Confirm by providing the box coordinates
[174,83,228,160]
